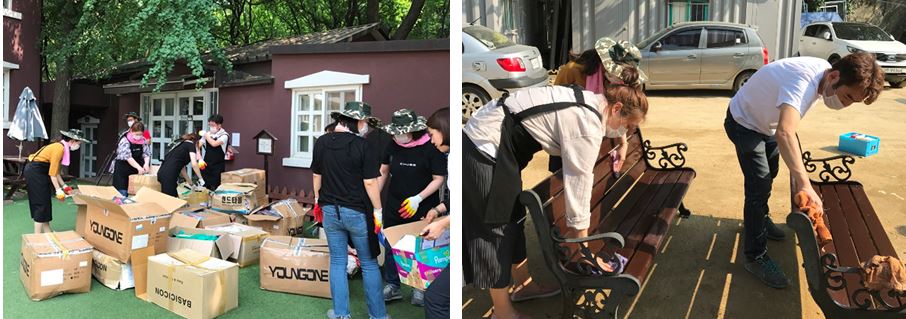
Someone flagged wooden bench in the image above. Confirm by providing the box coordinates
[788,147,906,319]
[519,128,696,318]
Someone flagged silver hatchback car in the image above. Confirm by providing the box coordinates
[462,25,548,119]
[638,22,768,93]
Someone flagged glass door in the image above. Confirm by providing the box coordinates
[79,124,98,178]
[148,94,176,164]
[142,90,216,165]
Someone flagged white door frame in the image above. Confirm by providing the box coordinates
[141,89,218,165]
[77,116,100,178]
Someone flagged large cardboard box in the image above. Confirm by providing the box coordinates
[210,183,260,214]
[259,236,330,298]
[147,249,239,319]
[384,220,451,290]
[220,168,267,206]
[167,227,235,260]
[75,187,187,263]
[203,223,268,267]
[92,250,135,290]
[71,186,123,237]
[247,199,309,236]
[176,183,211,206]
[128,174,162,195]
[19,231,94,301]
[170,209,232,230]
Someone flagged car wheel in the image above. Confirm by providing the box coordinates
[828,54,841,65]
[462,85,489,120]
[891,80,905,89]
[733,71,754,94]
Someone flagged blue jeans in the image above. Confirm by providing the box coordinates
[382,238,401,288]
[322,205,388,319]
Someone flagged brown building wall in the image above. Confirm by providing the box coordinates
[3,0,43,157]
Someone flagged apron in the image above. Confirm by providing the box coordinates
[483,85,602,224]
[112,137,145,192]
[158,141,192,197]
[201,133,226,191]
[24,144,55,222]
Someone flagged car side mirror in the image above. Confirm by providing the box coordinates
[822,31,832,41]
[651,42,662,52]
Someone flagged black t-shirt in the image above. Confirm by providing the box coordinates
[312,132,380,212]
[365,129,393,169]
[382,141,448,226]
[159,141,195,175]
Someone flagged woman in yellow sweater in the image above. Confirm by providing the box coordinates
[25,129,90,234]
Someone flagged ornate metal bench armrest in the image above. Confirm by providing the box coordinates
[553,232,627,276]
[643,140,689,169]
[553,231,626,248]
[820,253,906,311]
[802,151,856,182]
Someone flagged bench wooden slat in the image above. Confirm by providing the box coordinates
[820,184,860,309]
[584,150,647,234]
[619,170,687,280]
[849,184,898,258]
[834,184,879,262]
[532,136,628,202]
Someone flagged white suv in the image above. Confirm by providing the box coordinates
[799,22,906,88]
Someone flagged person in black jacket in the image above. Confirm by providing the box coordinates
[313,110,388,319]
[422,107,450,319]
[157,132,205,197]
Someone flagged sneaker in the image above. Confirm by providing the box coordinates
[383,284,402,301]
[744,255,789,289]
[411,289,424,306]
[765,216,786,241]
[326,309,351,319]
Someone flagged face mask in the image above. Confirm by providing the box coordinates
[127,120,135,128]
[605,113,629,138]
[69,143,81,151]
[358,124,370,137]
[394,134,412,144]
[822,83,846,110]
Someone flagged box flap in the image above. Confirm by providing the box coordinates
[383,219,431,246]
[169,227,236,261]
[75,194,130,217]
[245,214,281,222]
[250,201,277,214]
[72,185,122,205]
[133,187,187,213]
[169,213,201,229]
[214,183,258,193]
[132,245,155,300]
[119,202,171,219]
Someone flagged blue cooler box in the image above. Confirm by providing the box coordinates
[838,132,879,157]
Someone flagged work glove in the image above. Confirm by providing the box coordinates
[373,208,384,235]
[198,178,206,187]
[198,160,207,170]
[55,188,66,201]
[62,184,73,195]
[399,194,423,218]
[198,130,207,138]
[313,202,323,224]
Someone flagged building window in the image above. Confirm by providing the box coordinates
[3,0,10,10]
[139,89,218,164]
[3,69,10,129]
[3,0,22,20]
[667,0,709,26]
[284,86,361,168]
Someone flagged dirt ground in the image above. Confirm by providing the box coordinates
[461,86,906,319]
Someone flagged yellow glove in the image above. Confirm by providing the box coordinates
[55,188,66,201]
[198,160,207,170]
[373,208,383,234]
[399,194,423,218]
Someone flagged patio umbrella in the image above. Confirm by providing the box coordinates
[6,87,48,158]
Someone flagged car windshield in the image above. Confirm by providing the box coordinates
[638,28,673,49]
[833,23,892,41]
[464,25,515,50]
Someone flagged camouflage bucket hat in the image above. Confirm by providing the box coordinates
[123,112,142,121]
[382,109,427,136]
[594,37,648,86]
[331,101,380,126]
[60,129,90,143]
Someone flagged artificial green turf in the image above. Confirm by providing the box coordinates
[3,192,424,318]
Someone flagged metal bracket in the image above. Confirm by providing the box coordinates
[642,140,688,169]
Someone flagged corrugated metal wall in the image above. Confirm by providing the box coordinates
[462,0,537,45]
[571,0,803,61]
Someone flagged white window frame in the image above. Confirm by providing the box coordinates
[3,0,21,20]
[283,85,363,168]
[139,88,218,165]
[2,65,14,129]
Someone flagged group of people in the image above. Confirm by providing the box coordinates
[311,102,451,319]
[462,35,885,319]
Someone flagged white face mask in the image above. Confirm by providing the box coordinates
[127,120,135,128]
[69,142,81,151]
[394,134,412,144]
[358,123,370,137]
[605,113,628,138]
[822,83,846,110]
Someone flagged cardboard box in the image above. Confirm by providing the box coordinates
[19,231,94,301]
[128,174,162,195]
[259,236,331,298]
[74,187,187,263]
[176,183,211,206]
[170,209,232,230]
[220,168,267,206]
[92,250,135,290]
[203,223,268,267]
[210,183,260,214]
[247,199,310,236]
[71,185,123,237]
[231,214,248,225]
[167,227,235,260]
[147,249,239,319]
[384,220,450,290]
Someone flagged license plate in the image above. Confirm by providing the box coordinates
[530,57,542,70]
[882,68,904,74]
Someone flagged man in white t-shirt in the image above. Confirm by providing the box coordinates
[724,52,884,289]
[199,114,229,190]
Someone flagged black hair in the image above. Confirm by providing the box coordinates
[576,49,602,76]
[335,115,359,134]
[325,121,338,133]
[427,108,450,146]
[208,114,224,124]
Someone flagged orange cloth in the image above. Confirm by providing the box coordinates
[795,191,833,246]
[861,255,906,292]
[553,61,587,88]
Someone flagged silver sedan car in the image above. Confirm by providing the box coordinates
[638,22,768,93]
[462,25,548,120]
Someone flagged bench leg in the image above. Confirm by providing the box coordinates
[561,287,627,319]
[679,203,693,218]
